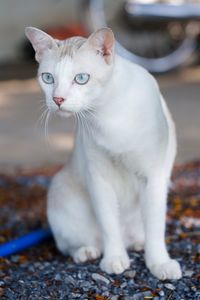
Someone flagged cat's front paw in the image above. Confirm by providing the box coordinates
[73,246,101,263]
[149,259,182,280]
[100,253,130,274]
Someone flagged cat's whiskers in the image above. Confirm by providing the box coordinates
[44,109,51,145]
[74,110,86,138]
[38,98,46,103]
[36,98,47,115]
[36,107,49,129]
[77,108,97,139]
[37,105,53,147]
[76,111,86,136]
[37,103,47,116]
[84,105,99,128]
[85,107,98,121]
[79,110,91,137]
[68,102,99,139]
[74,111,81,133]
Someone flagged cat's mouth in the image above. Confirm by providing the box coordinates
[56,108,73,118]
[58,105,82,115]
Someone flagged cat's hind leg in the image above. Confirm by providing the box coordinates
[124,206,145,252]
[121,193,145,252]
[47,169,102,262]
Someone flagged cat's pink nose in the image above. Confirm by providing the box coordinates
[53,97,65,107]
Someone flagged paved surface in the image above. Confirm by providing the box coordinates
[0,66,200,172]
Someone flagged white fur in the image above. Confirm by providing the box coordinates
[26,27,182,279]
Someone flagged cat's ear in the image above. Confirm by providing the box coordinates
[86,28,115,65]
[25,27,57,62]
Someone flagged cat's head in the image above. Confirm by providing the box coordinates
[25,27,115,117]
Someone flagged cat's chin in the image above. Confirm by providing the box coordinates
[57,110,72,118]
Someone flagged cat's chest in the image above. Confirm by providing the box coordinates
[92,113,139,154]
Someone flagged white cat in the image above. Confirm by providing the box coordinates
[25,26,182,280]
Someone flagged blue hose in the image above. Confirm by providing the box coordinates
[0,228,52,257]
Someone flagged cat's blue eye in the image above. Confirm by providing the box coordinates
[41,73,54,84]
[74,73,90,85]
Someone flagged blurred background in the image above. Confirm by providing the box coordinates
[0,0,200,172]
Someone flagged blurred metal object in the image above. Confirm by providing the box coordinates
[125,1,200,21]
[82,0,200,73]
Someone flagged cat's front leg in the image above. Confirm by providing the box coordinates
[87,168,130,274]
[140,175,182,280]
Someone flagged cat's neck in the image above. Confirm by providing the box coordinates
[95,55,132,110]
[104,55,129,97]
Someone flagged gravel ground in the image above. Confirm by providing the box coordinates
[0,162,199,299]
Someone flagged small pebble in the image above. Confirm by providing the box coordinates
[91,273,110,285]
[0,281,5,287]
[18,280,24,284]
[54,274,62,281]
[132,291,153,300]
[184,270,194,277]
[79,281,91,289]
[158,290,165,297]
[44,262,51,268]
[101,285,108,291]
[71,293,82,298]
[120,282,127,289]
[34,262,41,268]
[195,292,200,299]
[64,275,76,286]
[110,296,119,300]
[11,255,20,263]
[102,291,110,297]
[123,270,136,279]
[164,283,176,290]
[27,265,35,273]
[77,271,83,279]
